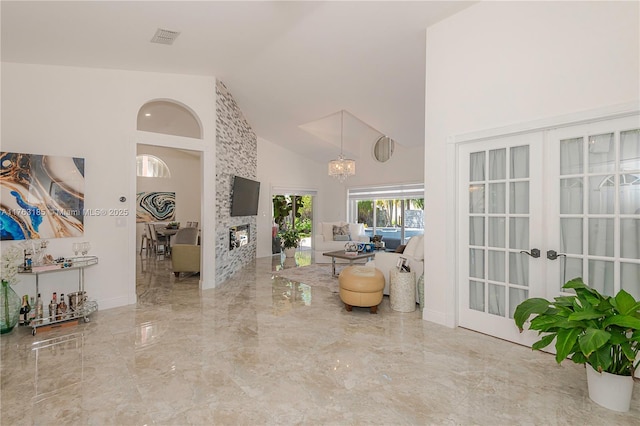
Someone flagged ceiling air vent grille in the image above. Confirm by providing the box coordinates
[151,28,180,45]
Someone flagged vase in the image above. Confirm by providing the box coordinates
[284,247,296,258]
[585,363,634,412]
[1,280,21,334]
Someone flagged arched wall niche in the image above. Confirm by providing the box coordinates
[137,99,203,139]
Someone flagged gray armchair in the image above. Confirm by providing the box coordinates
[173,227,199,245]
[171,244,200,277]
[171,228,200,277]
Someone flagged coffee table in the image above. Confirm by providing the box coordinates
[322,250,375,277]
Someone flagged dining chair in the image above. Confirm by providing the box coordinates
[149,224,169,255]
[139,225,152,255]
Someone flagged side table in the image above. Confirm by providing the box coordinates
[389,269,416,312]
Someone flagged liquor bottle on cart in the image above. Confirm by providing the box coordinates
[58,294,67,320]
[35,294,44,319]
[20,295,31,325]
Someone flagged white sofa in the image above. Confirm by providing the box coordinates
[314,222,370,263]
[365,234,424,298]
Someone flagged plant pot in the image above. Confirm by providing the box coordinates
[585,363,634,412]
[284,247,296,258]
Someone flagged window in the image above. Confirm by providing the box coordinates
[137,100,202,139]
[348,184,424,246]
[136,155,171,178]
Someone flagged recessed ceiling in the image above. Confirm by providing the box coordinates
[1,1,476,162]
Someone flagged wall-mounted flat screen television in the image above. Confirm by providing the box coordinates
[230,176,260,216]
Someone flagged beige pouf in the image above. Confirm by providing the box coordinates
[338,266,385,314]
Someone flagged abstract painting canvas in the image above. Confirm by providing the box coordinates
[1,152,85,240]
[136,192,176,222]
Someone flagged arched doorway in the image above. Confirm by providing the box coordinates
[132,99,214,298]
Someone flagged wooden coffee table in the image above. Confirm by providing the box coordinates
[322,250,375,277]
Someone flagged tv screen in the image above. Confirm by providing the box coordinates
[230,176,260,216]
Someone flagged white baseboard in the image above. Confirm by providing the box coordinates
[422,308,449,326]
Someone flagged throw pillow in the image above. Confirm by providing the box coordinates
[395,244,406,253]
[322,222,339,242]
[333,234,350,241]
[333,224,350,240]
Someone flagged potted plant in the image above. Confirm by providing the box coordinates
[514,277,640,412]
[279,229,301,258]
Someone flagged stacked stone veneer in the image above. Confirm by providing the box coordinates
[215,80,258,285]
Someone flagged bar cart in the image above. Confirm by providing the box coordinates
[18,256,99,335]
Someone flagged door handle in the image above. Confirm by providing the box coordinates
[520,248,540,258]
[547,250,566,261]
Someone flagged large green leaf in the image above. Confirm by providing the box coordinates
[514,298,552,330]
[571,352,587,364]
[608,329,629,345]
[588,345,613,373]
[611,289,638,315]
[532,334,555,350]
[563,278,599,298]
[621,341,637,362]
[530,315,577,331]
[603,315,640,330]
[552,296,578,308]
[578,328,610,357]
[568,310,604,321]
[555,328,581,363]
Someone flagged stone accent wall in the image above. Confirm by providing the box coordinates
[215,80,258,284]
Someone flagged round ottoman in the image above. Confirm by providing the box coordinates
[338,266,385,314]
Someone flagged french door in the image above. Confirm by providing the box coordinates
[458,114,640,344]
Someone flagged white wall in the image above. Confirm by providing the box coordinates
[136,145,201,248]
[256,136,325,258]
[1,62,217,309]
[424,1,640,326]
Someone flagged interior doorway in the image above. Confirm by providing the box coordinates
[130,98,214,305]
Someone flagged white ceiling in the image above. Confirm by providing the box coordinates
[1,1,474,162]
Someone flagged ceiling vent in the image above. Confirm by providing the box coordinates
[150,28,180,45]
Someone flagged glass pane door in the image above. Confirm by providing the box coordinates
[458,132,543,344]
[549,117,640,299]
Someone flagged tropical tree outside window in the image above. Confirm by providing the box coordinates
[136,155,171,178]
[349,184,424,246]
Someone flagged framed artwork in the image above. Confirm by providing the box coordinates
[136,191,176,222]
[1,152,85,240]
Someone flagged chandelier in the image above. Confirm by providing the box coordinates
[328,110,356,182]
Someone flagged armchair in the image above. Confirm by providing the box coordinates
[365,235,424,298]
[171,244,201,277]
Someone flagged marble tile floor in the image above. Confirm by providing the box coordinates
[1,253,638,425]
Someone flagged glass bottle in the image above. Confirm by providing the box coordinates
[36,293,44,319]
[20,295,31,325]
[48,300,57,320]
[58,294,67,320]
[28,296,36,323]
[23,249,33,272]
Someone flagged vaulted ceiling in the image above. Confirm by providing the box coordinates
[1,1,474,162]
